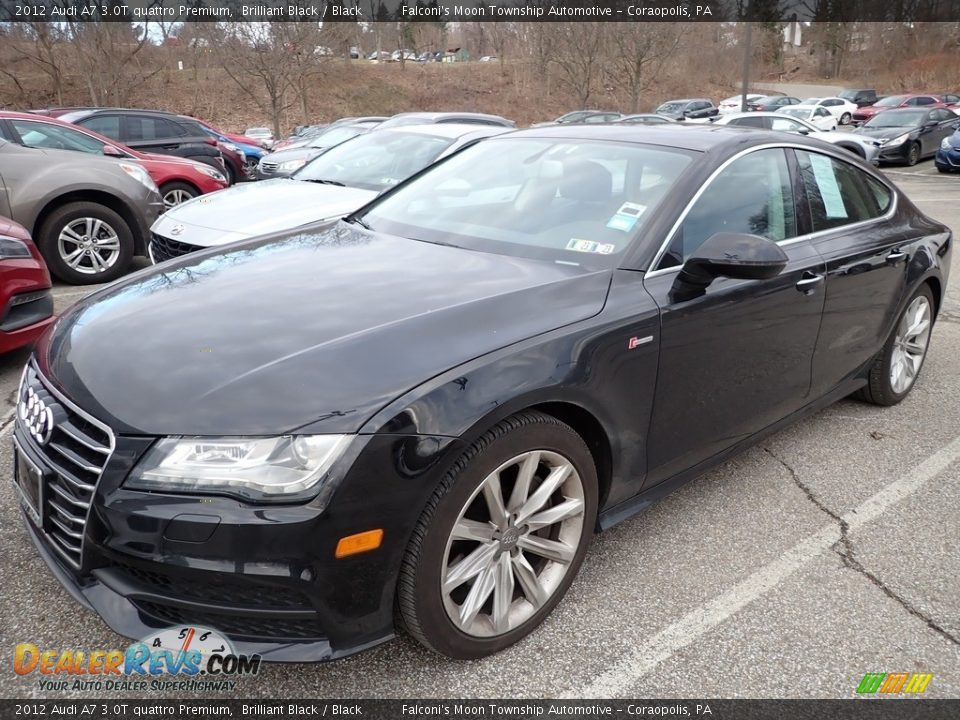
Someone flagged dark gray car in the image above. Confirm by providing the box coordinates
[654,98,719,121]
[0,139,162,284]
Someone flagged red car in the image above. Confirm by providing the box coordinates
[852,94,946,123]
[193,118,269,150]
[0,111,228,210]
[0,216,54,354]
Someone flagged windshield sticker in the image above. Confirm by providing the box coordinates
[808,153,848,219]
[567,239,616,255]
[606,202,647,232]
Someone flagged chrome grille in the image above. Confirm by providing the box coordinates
[258,161,278,174]
[150,232,201,263]
[16,362,114,570]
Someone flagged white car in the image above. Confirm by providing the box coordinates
[717,93,766,115]
[712,112,881,164]
[776,104,838,131]
[803,96,858,125]
[244,127,275,147]
[149,124,507,262]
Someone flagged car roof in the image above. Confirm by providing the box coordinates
[659,98,709,104]
[504,123,812,153]
[387,111,515,125]
[383,123,510,140]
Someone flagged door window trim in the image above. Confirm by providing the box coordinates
[644,142,899,279]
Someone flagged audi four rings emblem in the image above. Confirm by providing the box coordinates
[19,387,54,446]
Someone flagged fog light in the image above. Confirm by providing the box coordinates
[335,529,384,558]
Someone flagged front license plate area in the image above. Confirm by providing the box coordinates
[13,438,43,525]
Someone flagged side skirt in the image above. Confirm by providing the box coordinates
[597,377,866,531]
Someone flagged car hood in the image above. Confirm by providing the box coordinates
[262,146,323,163]
[855,127,916,142]
[812,130,876,145]
[38,224,611,436]
[152,179,377,247]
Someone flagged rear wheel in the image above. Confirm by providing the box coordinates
[858,285,935,406]
[397,411,598,659]
[840,112,852,125]
[159,181,198,212]
[38,202,133,285]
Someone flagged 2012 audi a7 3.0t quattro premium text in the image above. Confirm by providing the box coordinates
[14,125,951,661]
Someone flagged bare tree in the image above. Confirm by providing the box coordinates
[547,22,605,108]
[606,23,682,113]
[66,16,153,105]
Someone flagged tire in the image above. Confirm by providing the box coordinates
[397,411,598,659]
[37,202,134,285]
[906,142,921,166]
[857,285,935,406]
[222,162,236,185]
[159,181,198,212]
[840,112,852,125]
[244,157,258,180]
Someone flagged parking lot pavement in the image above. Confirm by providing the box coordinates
[0,170,958,700]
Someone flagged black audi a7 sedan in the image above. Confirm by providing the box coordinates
[14,124,951,662]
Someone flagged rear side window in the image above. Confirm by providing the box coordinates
[730,116,766,128]
[126,116,184,141]
[796,150,888,231]
[657,148,797,269]
[81,114,121,139]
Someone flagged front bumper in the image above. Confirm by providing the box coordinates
[877,141,913,164]
[935,146,960,170]
[14,385,465,661]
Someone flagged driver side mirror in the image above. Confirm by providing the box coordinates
[671,232,788,302]
[102,144,125,157]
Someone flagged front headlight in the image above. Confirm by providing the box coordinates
[194,163,227,183]
[884,133,910,147]
[0,236,32,259]
[278,158,307,172]
[126,435,352,501]
[942,137,954,150]
[119,162,159,193]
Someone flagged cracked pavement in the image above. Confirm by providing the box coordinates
[0,170,958,700]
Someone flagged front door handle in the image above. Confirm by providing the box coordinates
[796,271,824,295]
[886,249,908,264]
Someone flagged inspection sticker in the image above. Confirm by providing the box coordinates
[566,239,616,254]
[606,202,647,232]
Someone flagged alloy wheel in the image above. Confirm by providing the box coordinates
[440,449,586,638]
[889,295,932,395]
[57,218,121,275]
[162,188,194,211]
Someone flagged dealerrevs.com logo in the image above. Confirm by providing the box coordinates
[14,626,261,692]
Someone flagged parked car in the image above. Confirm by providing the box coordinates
[479,55,497,62]
[0,215,54,354]
[255,124,372,180]
[20,124,950,662]
[712,112,881,164]
[934,128,960,172]
[775,104,838,131]
[936,93,960,109]
[615,114,675,125]
[801,97,858,125]
[654,98,718,121]
[838,88,878,108]
[60,109,233,182]
[273,118,387,152]
[194,120,270,150]
[0,139,162,283]
[717,93,766,114]
[534,111,623,127]
[0,111,227,211]
[190,118,265,179]
[854,107,960,165]
[746,95,801,112]
[151,123,508,261]
[244,127,275,147]
[379,112,516,129]
[852,94,945,124]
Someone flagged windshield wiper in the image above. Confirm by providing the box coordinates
[343,215,372,230]
[302,178,346,186]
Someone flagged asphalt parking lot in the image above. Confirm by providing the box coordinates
[1,163,958,700]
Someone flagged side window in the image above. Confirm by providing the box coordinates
[0,122,11,141]
[10,120,106,154]
[730,116,766,129]
[815,108,831,117]
[81,114,121,139]
[657,149,797,269]
[126,116,183,141]
[796,150,886,231]
[770,117,804,132]
[917,96,937,106]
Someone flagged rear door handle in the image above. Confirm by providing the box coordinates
[796,271,824,294]
[886,249,908,264]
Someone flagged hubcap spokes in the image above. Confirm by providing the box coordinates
[57,218,120,274]
[890,296,932,394]
[163,189,192,210]
[441,450,585,638]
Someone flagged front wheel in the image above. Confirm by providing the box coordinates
[160,181,198,212]
[37,202,133,284]
[858,286,935,406]
[906,142,921,166]
[397,411,598,659]
[840,112,852,125]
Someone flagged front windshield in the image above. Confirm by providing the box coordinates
[864,111,925,128]
[294,130,454,191]
[656,103,685,114]
[309,126,364,149]
[875,95,907,107]
[357,138,695,267]
[557,112,589,123]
